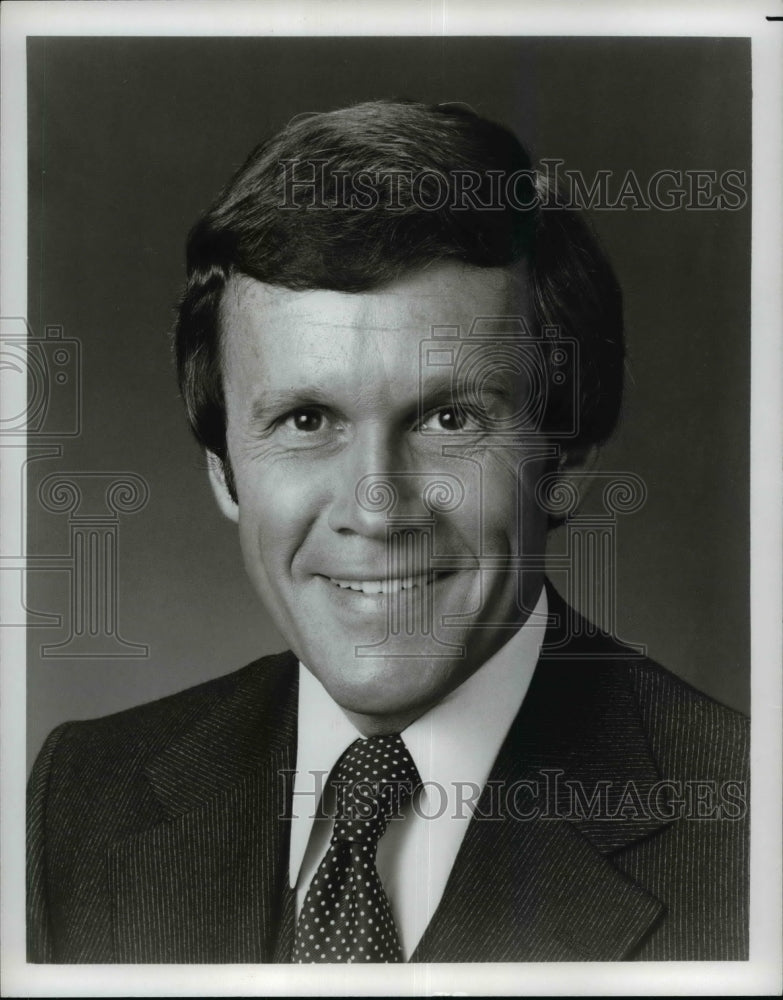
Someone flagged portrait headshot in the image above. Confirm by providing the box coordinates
[6,8,771,990]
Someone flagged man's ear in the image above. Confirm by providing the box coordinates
[558,443,599,474]
[544,445,602,530]
[206,452,239,523]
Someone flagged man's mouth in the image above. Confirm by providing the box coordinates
[326,573,444,595]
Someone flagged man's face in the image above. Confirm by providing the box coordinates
[217,261,551,733]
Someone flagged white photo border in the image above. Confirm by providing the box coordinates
[2,1,780,995]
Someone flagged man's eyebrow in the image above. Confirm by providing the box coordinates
[247,374,517,423]
[248,386,332,421]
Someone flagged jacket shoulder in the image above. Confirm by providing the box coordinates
[627,657,749,783]
[31,650,298,794]
[543,582,748,781]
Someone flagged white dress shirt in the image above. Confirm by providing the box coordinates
[289,585,548,959]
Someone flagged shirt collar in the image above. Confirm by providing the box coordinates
[289,585,548,887]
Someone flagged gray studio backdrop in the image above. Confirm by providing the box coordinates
[25,36,751,769]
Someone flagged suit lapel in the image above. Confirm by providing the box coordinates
[413,585,672,962]
[411,804,665,962]
[107,653,298,963]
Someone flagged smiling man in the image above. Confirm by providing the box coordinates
[215,263,550,736]
[27,100,749,964]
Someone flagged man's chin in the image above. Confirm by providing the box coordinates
[333,691,437,736]
[302,652,472,732]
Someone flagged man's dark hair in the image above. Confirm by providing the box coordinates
[174,99,624,500]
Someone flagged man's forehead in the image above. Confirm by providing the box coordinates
[217,264,534,401]
[220,262,530,331]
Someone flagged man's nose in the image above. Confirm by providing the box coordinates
[326,428,422,537]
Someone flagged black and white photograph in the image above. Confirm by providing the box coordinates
[1,1,781,996]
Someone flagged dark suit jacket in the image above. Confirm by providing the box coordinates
[27,584,749,962]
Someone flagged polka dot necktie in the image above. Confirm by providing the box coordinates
[293,734,421,963]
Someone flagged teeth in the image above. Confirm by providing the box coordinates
[329,575,434,595]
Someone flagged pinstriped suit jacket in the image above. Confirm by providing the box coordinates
[27,585,749,962]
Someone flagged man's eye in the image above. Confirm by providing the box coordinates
[284,409,324,432]
[421,407,472,432]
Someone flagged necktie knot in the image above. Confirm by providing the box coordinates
[330,734,420,846]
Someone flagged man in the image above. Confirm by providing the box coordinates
[27,99,748,963]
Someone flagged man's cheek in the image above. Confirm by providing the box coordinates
[238,485,313,562]
[236,493,284,570]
